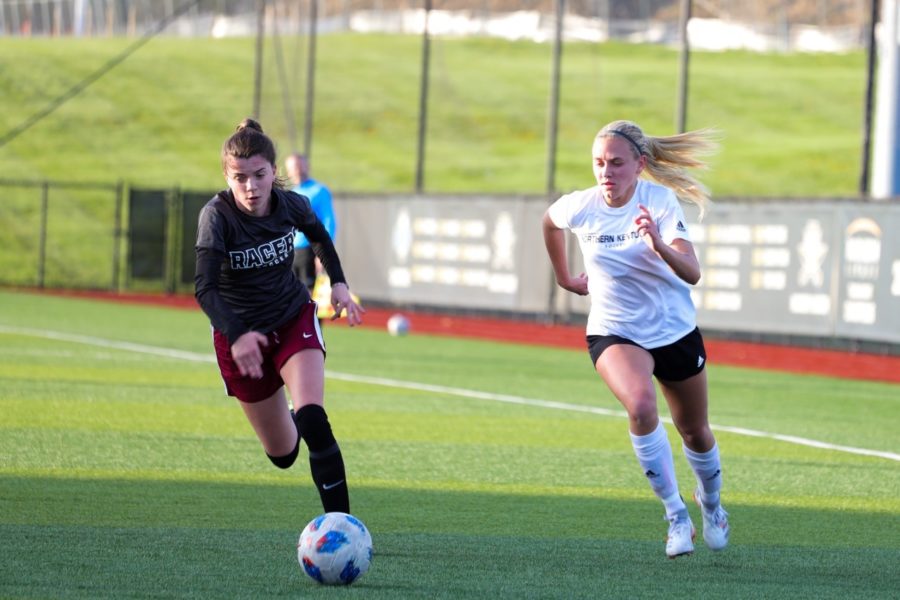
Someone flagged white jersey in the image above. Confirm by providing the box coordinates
[547,179,697,348]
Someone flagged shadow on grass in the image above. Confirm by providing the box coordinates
[1,476,898,599]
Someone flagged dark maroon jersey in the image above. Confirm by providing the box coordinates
[194,187,345,345]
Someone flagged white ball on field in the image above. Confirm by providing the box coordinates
[386,313,410,336]
[297,512,372,586]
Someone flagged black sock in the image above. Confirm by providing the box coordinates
[266,434,300,469]
[295,404,350,513]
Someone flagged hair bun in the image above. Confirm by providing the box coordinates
[236,118,264,133]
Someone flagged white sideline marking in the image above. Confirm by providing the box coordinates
[0,326,215,363]
[326,372,900,462]
[3,325,898,463]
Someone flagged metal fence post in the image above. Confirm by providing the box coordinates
[38,181,49,288]
[545,0,564,196]
[165,187,180,294]
[113,179,124,291]
[414,0,432,193]
[303,0,318,157]
[253,0,266,119]
[675,0,692,133]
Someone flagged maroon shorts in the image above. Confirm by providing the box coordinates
[213,302,325,403]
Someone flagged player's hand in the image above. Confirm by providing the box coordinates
[635,204,663,251]
[330,282,365,326]
[560,272,589,296]
[231,331,268,379]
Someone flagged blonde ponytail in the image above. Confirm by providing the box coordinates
[597,120,719,220]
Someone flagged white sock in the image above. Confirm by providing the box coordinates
[630,422,686,519]
[683,442,722,511]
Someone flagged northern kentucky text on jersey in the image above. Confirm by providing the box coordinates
[229,231,295,269]
[582,230,642,245]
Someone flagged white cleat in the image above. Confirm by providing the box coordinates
[694,488,730,551]
[665,514,696,559]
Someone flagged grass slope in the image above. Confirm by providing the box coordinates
[0,35,866,197]
[1,290,897,598]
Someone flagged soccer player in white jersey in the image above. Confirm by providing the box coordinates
[542,120,729,558]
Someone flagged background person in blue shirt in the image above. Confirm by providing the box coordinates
[285,153,336,290]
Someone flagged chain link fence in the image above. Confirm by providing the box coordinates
[0,0,872,51]
[0,179,198,293]
[2,0,894,352]
[0,179,125,290]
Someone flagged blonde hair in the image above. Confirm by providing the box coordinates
[597,120,719,219]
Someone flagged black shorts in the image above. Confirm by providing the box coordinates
[586,327,707,382]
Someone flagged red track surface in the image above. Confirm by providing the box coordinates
[34,289,900,384]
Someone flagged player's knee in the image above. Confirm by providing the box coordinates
[678,425,712,450]
[626,396,658,428]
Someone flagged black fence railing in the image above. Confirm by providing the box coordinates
[0,179,125,290]
[0,179,208,294]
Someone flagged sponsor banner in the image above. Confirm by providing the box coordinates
[833,207,900,342]
[688,202,838,336]
[333,194,900,345]
[335,194,551,313]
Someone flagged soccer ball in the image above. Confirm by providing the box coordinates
[386,313,410,336]
[297,512,373,585]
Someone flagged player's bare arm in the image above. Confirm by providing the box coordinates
[542,212,589,296]
[635,205,700,285]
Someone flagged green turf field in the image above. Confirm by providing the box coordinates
[0,34,865,197]
[1,290,898,598]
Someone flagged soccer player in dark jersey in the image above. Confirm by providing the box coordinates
[195,118,364,515]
